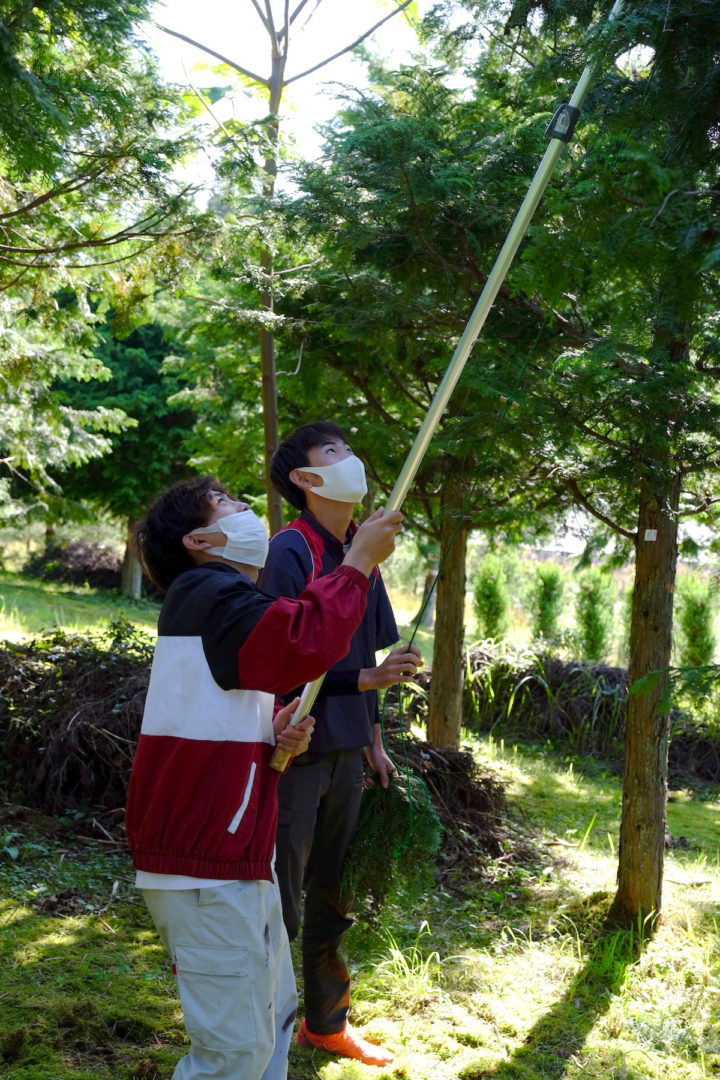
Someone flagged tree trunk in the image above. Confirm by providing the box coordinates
[413,569,438,628]
[120,517,142,600]
[259,255,283,536]
[259,57,286,537]
[362,476,378,519]
[609,473,680,926]
[428,480,468,748]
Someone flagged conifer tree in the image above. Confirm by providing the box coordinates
[0,1,198,517]
[281,0,720,923]
[425,0,720,922]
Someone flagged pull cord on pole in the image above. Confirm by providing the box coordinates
[270,0,626,771]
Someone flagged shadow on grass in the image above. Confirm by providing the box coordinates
[468,920,647,1080]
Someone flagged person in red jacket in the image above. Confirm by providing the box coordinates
[126,475,402,1080]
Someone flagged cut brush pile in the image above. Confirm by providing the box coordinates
[0,623,530,913]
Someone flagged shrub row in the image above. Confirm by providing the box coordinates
[472,553,718,667]
[462,642,720,784]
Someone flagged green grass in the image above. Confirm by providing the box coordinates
[2,738,719,1080]
[1,575,445,658]
[2,577,719,1078]
[0,572,159,641]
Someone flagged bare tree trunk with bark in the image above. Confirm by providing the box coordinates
[120,516,142,600]
[428,479,468,748]
[610,475,679,925]
[609,310,688,926]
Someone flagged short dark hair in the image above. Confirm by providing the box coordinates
[135,476,223,593]
[271,421,347,511]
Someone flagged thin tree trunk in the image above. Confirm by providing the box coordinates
[413,569,438,628]
[259,55,286,537]
[362,475,378,518]
[260,248,283,535]
[120,517,142,600]
[610,473,680,926]
[428,480,468,748]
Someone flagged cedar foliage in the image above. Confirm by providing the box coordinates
[676,573,717,669]
[532,563,565,641]
[576,568,614,662]
[344,734,512,918]
[343,766,442,916]
[473,555,510,640]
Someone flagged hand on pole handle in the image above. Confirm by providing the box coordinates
[358,641,423,691]
[269,679,323,772]
[342,508,403,576]
[269,698,314,772]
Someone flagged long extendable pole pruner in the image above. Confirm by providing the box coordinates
[270,0,625,771]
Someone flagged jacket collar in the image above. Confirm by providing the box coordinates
[300,508,355,558]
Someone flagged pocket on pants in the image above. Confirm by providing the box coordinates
[173,944,257,1051]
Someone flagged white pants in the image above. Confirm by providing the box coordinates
[142,880,297,1080]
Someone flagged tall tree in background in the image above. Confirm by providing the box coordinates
[278,64,580,746]
[427,0,720,922]
[158,0,417,532]
[0,0,200,519]
[56,322,197,598]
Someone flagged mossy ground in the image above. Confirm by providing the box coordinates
[2,736,718,1080]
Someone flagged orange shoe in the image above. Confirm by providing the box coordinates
[296,1018,394,1067]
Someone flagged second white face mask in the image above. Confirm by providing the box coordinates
[302,455,368,504]
[191,509,269,568]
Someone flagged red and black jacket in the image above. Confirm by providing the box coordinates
[257,512,399,753]
[126,560,370,881]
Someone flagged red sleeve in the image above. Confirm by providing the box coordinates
[237,563,370,694]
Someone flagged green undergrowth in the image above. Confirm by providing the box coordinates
[0,572,159,642]
[2,737,719,1079]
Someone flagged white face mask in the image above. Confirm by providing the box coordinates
[191,509,269,568]
[302,455,368,504]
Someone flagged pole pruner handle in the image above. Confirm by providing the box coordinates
[269,676,324,772]
[268,744,293,773]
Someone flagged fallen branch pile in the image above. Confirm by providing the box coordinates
[0,621,151,826]
[0,624,526,882]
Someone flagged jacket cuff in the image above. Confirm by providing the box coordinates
[335,563,372,592]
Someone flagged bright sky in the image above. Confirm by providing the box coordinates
[143,0,430,162]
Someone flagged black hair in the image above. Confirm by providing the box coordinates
[135,476,223,593]
[271,420,348,510]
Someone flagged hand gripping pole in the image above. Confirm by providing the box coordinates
[269,0,625,772]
